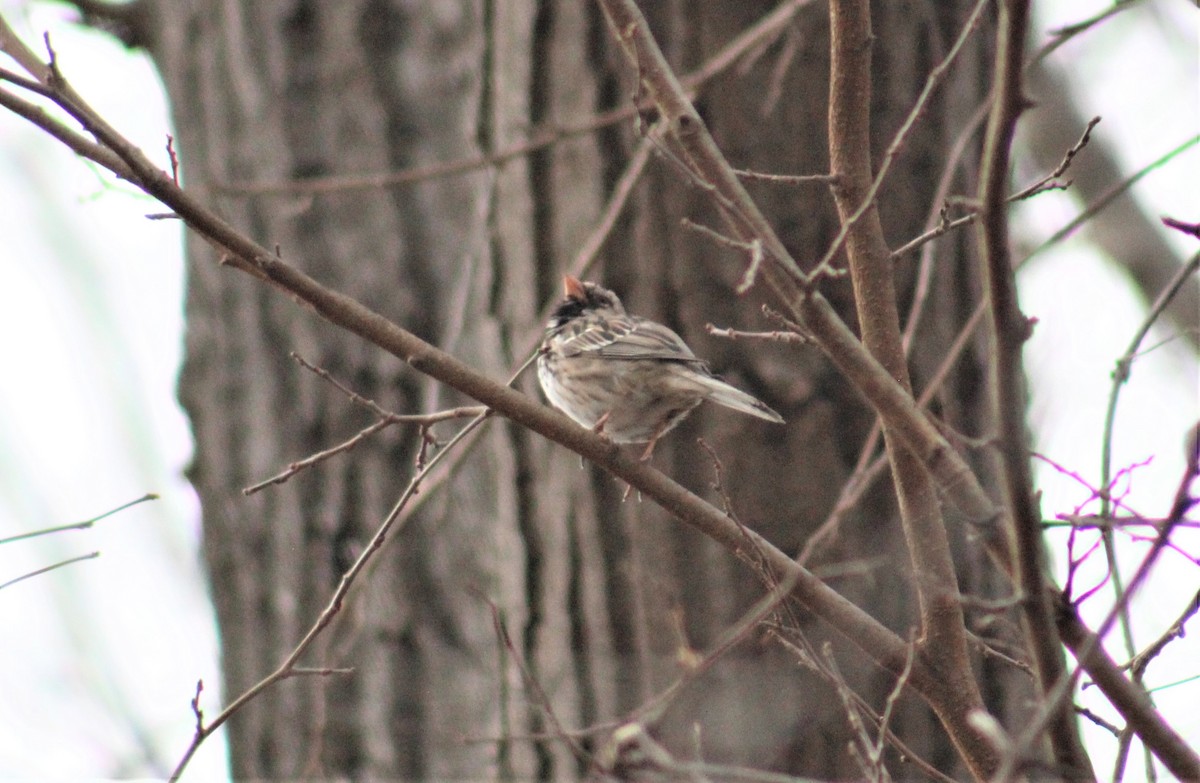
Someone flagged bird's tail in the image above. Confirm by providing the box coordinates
[699,376,784,424]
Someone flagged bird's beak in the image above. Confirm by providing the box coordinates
[563,275,586,301]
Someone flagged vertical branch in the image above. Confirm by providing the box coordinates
[826,1,993,778]
[975,0,1093,778]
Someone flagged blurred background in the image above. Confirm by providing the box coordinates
[0,0,1195,778]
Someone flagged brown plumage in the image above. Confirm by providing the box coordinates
[537,276,783,458]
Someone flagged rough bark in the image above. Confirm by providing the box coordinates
[147,1,1023,778]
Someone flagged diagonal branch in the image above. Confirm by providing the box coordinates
[1006,443,1200,783]
[1057,605,1200,782]
[0,74,134,178]
[169,403,496,781]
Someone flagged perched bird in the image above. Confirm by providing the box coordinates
[537,276,784,459]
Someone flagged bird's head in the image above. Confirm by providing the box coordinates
[548,276,626,328]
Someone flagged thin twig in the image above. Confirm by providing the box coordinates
[1162,217,1200,240]
[733,168,836,184]
[682,219,767,294]
[241,352,485,494]
[482,597,589,763]
[1034,0,1146,65]
[889,209,977,260]
[1075,705,1121,737]
[0,552,100,592]
[965,630,1034,675]
[705,324,808,344]
[169,406,496,780]
[1008,116,1100,201]
[810,0,991,280]
[696,438,737,519]
[1127,586,1200,681]
[1094,248,1200,701]
[1021,136,1200,265]
[0,493,158,546]
[1044,515,1200,531]
[284,667,355,678]
[1007,442,1200,782]
[871,633,917,773]
[680,217,757,251]
[241,407,481,495]
[890,115,1099,261]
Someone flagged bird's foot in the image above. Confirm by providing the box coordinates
[592,411,612,439]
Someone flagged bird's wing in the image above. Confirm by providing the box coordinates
[560,315,706,364]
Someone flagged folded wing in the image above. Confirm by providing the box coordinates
[560,315,706,364]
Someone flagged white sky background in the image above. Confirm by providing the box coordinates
[0,0,1195,780]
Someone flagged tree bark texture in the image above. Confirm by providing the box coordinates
[149,1,1025,779]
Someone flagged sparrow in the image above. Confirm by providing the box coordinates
[537,276,784,459]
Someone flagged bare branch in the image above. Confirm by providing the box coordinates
[1058,603,1200,781]
[828,13,985,770]
[811,0,991,280]
[170,403,495,780]
[705,324,808,345]
[976,0,1092,776]
[282,667,354,678]
[0,78,135,178]
[733,168,836,184]
[0,552,100,592]
[482,597,589,764]
[240,352,487,494]
[1001,439,1200,782]
[891,114,1100,261]
[1034,0,1147,65]
[0,493,157,545]
[681,218,766,293]
[1128,586,1200,682]
[1008,115,1100,201]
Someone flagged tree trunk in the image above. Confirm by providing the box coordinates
[148,1,1023,778]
